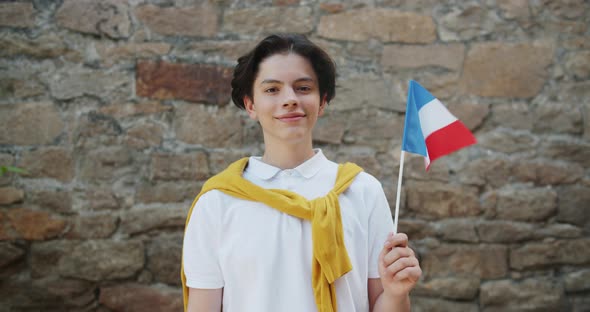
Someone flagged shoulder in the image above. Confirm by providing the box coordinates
[350,170,384,194]
[193,188,236,213]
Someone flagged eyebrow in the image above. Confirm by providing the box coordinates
[259,77,315,85]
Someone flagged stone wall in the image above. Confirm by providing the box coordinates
[0,0,588,311]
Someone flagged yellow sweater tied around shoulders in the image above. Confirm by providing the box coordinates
[181,157,363,312]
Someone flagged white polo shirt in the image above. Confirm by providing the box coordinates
[183,150,394,312]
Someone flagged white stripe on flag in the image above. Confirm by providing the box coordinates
[418,98,457,138]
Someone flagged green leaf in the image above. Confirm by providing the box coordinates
[0,166,27,177]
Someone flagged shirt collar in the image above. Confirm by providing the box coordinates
[247,149,327,180]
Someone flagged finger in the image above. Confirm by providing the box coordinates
[384,233,408,249]
[384,256,419,278]
[382,247,413,266]
[392,266,422,282]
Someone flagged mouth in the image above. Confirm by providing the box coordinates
[276,113,306,122]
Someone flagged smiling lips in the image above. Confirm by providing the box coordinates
[276,112,306,122]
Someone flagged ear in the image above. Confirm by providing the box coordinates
[318,94,327,117]
[244,95,257,120]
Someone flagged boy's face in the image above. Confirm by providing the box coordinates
[244,53,326,146]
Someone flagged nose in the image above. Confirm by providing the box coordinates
[282,87,298,108]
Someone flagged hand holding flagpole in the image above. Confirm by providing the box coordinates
[393,80,477,234]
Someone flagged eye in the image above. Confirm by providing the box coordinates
[297,85,312,92]
[264,87,279,93]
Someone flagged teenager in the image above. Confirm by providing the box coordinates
[181,33,421,312]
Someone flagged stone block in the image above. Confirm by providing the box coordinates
[135,183,194,204]
[0,102,64,145]
[458,157,513,188]
[0,187,24,205]
[511,160,583,186]
[318,9,436,43]
[0,33,70,59]
[47,67,131,100]
[477,220,535,243]
[435,219,478,243]
[29,240,74,277]
[556,185,590,227]
[345,110,404,150]
[0,211,15,240]
[223,7,313,35]
[79,146,132,181]
[174,104,243,147]
[181,40,256,63]
[540,136,590,168]
[563,36,590,50]
[381,44,464,71]
[313,112,346,144]
[489,102,533,130]
[331,75,401,111]
[28,189,72,213]
[446,102,489,131]
[564,269,590,292]
[570,295,590,312]
[0,242,25,268]
[406,181,480,219]
[151,152,209,181]
[480,278,564,311]
[136,61,232,105]
[319,3,344,14]
[414,276,480,300]
[20,147,74,182]
[535,223,583,239]
[85,188,120,211]
[31,277,95,307]
[58,240,144,281]
[460,42,554,98]
[545,0,588,19]
[99,283,182,312]
[411,296,478,312]
[147,233,183,286]
[397,219,436,240]
[497,0,530,19]
[533,101,583,135]
[422,244,508,279]
[120,206,187,235]
[510,239,590,270]
[0,2,35,28]
[65,214,118,239]
[438,5,502,41]
[73,112,123,149]
[6,208,66,240]
[56,0,131,38]
[99,101,172,119]
[96,42,171,67]
[564,51,590,80]
[0,77,45,99]
[135,4,218,37]
[478,129,536,154]
[486,187,557,222]
[405,155,450,183]
[125,121,165,149]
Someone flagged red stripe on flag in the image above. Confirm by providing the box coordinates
[425,120,476,167]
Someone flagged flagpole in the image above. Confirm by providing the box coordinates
[393,150,405,234]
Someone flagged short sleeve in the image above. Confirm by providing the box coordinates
[182,191,224,289]
[366,179,394,278]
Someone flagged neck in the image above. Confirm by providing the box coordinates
[261,136,315,169]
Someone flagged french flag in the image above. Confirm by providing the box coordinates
[402,80,476,170]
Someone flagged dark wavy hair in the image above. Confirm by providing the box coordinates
[231,34,337,109]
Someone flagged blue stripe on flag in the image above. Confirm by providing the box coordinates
[410,80,436,110]
[401,80,428,157]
